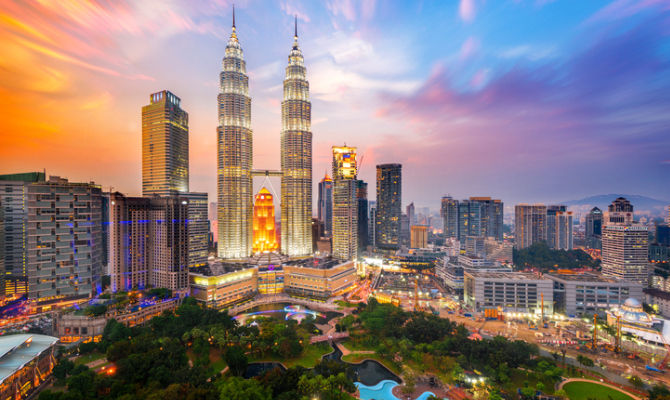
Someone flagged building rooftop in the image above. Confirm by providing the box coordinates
[191,261,254,276]
[283,257,345,270]
[0,334,58,383]
[465,271,548,281]
[545,272,624,283]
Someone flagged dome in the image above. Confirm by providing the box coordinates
[623,298,642,309]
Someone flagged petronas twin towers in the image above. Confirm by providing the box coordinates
[217,10,312,260]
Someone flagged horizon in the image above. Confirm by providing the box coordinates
[1,1,669,209]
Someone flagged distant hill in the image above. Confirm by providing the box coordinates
[564,194,668,219]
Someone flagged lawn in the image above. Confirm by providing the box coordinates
[73,352,105,366]
[562,381,635,400]
[249,342,334,368]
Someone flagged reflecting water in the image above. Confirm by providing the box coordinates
[325,346,401,386]
[243,362,285,378]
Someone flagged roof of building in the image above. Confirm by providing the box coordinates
[0,172,46,183]
[545,272,625,283]
[465,271,549,281]
[0,334,58,383]
[283,257,347,270]
[645,288,670,301]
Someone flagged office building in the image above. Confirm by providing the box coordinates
[368,201,377,248]
[547,272,643,317]
[437,254,511,294]
[280,19,312,258]
[376,163,402,250]
[0,334,59,400]
[464,271,553,314]
[217,12,253,259]
[356,180,369,253]
[514,204,547,249]
[407,202,415,227]
[283,258,356,299]
[585,207,603,249]
[441,196,459,239]
[109,193,189,294]
[455,197,504,243]
[189,263,258,309]
[410,225,428,249]
[546,205,573,250]
[181,192,208,268]
[332,146,358,260]
[141,90,189,196]
[400,213,410,247]
[252,188,278,253]
[317,173,333,238]
[601,224,649,284]
[606,197,634,225]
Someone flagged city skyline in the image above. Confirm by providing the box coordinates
[1,1,670,210]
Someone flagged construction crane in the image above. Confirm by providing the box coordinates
[592,314,598,351]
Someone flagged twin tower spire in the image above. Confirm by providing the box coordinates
[217,9,312,260]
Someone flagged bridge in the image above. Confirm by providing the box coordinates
[227,294,340,316]
[310,332,349,344]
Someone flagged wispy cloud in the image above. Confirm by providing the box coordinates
[459,0,476,23]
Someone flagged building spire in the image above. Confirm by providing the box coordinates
[294,15,298,38]
[232,4,236,29]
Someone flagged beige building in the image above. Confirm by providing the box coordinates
[601,224,649,284]
[410,225,428,249]
[514,204,547,249]
[189,264,258,309]
[464,271,553,314]
[283,259,356,299]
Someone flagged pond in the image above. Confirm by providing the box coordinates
[243,362,286,379]
[324,346,401,386]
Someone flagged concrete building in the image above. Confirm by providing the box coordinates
[410,225,428,249]
[356,180,369,254]
[440,196,459,239]
[283,258,356,299]
[109,193,189,294]
[182,192,208,268]
[217,15,253,260]
[547,272,643,317]
[585,207,603,249]
[546,205,573,250]
[464,271,553,314]
[437,255,510,294]
[601,224,649,284]
[332,146,358,261]
[368,201,377,249]
[375,164,402,250]
[317,173,333,238]
[141,90,189,196]
[606,197,634,225]
[645,289,670,319]
[189,263,258,309]
[0,334,58,400]
[514,204,547,249]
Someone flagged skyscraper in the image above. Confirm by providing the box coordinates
[252,188,278,253]
[441,196,459,239]
[546,205,573,250]
[515,204,547,249]
[407,202,415,227]
[585,207,603,249]
[142,90,189,196]
[602,225,649,284]
[376,164,402,250]
[109,193,189,293]
[317,173,333,238]
[332,146,358,260]
[368,201,377,248]
[281,18,312,257]
[356,180,369,253]
[606,197,634,225]
[217,11,253,259]
[456,197,504,243]
[410,225,428,249]
[182,192,209,267]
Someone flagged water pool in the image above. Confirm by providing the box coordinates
[355,380,439,400]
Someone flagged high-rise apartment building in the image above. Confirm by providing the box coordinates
[514,204,547,249]
[455,197,504,243]
[109,193,189,293]
[1,173,105,302]
[317,173,333,238]
[280,20,312,257]
[601,224,649,284]
[217,13,253,259]
[356,180,369,253]
[406,202,415,227]
[546,205,573,250]
[441,196,459,239]
[182,192,209,267]
[332,146,358,260]
[142,90,189,196]
[585,207,603,249]
[368,201,377,248]
[375,164,402,250]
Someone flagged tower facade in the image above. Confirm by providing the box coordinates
[252,188,279,253]
[281,20,313,257]
[440,196,459,239]
[142,90,189,196]
[514,204,547,249]
[332,146,358,260]
[585,207,603,249]
[217,13,253,259]
[375,164,402,250]
[317,173,333,238]
[546,205,573,250]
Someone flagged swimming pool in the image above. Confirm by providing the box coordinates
[355,380,439,400]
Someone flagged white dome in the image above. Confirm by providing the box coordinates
[623,298,642,308]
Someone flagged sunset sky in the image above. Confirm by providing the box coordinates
[1,0,669,209]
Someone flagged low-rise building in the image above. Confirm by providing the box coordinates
[547,272,643,317]
[283,259,356,299]
[436,255,511,294]
[645,288,670,319]
[0,334,58,400]
[464,271,553,314]
[189,263,258,309]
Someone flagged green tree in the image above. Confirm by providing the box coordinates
[223,346,248,377]
[628,375,644,389]
[218,377,271,400]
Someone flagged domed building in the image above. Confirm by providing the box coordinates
[607,298,670,345]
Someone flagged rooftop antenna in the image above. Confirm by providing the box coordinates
[294,15,298,37]
[232,4,236,28]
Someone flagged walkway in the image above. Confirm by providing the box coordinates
[227,294,341,315]
[558,378,643,400]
